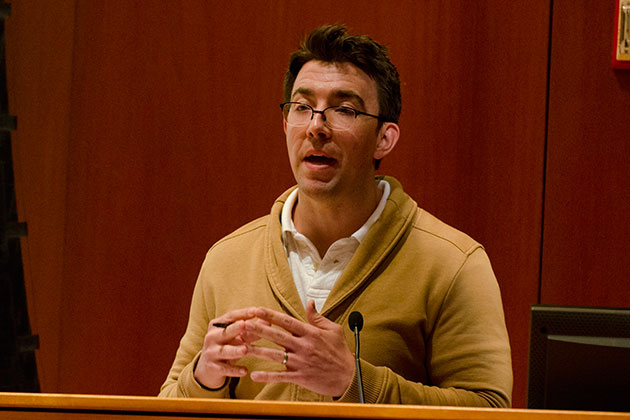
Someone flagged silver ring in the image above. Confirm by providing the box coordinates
[282,351,289,365]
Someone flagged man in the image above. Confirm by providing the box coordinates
[159,24,512,406]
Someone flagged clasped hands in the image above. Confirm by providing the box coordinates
[193,300,356,397]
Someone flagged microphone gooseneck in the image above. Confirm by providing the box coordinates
[348,311,365,403]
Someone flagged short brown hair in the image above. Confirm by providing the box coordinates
[284,24,401,124]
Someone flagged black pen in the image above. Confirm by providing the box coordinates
[212,322,232,328]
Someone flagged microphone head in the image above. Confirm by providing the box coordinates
[348,311,364,332]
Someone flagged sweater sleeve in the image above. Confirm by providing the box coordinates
[158,266,231,399]
[338,247,513,407]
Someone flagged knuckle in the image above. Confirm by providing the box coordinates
[217,364,230,376]
[216,344,228,358]
[204,331,223,347]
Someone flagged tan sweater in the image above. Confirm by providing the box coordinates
[159,176,512,406]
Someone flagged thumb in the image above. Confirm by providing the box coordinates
[306,300,330,328]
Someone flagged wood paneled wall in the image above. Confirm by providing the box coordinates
[6,0,627,408]
[5,0,76,399]
[541,0,630,306]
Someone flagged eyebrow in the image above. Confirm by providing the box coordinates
[291,88,366,109]
[332,90,366,109]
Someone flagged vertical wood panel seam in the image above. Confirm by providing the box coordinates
[56,0,79,393]
[538,0,555,306]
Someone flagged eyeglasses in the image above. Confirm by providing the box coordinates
[280,102,386,131]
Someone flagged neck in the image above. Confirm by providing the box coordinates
[293,181,382,258]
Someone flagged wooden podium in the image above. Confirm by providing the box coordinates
[1,393,629,420]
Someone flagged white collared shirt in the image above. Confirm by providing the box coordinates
[281,180,390,312]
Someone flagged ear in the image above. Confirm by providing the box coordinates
[373,122,400,160]
[283,119,287,134]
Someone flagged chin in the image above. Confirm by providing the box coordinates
[296,177,339,197]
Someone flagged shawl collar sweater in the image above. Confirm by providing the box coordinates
[159,176,512,407]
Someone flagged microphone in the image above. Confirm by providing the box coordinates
[348,311,363,332]
[348,311,365,403]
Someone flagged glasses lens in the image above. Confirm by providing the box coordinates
[283,103,311,127]
[324,107,356,131]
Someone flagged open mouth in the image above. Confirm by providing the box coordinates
[305,155,336,165]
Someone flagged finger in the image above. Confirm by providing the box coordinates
[216,343,248,361]
[239,319,267,344]
[220,363,248,378]
[247,319,297,349]
[250,370,293,383]
[211,307,258,327]
[254,318,272,327]
[204,359,248,379]
[238,329,261,345]
[246,345,290,366]
[253,307,309,336]
[209,319,246,342]
[305,300,332,328]
[234,318,271,345]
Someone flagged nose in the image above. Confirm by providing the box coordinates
[306,110,331,139]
